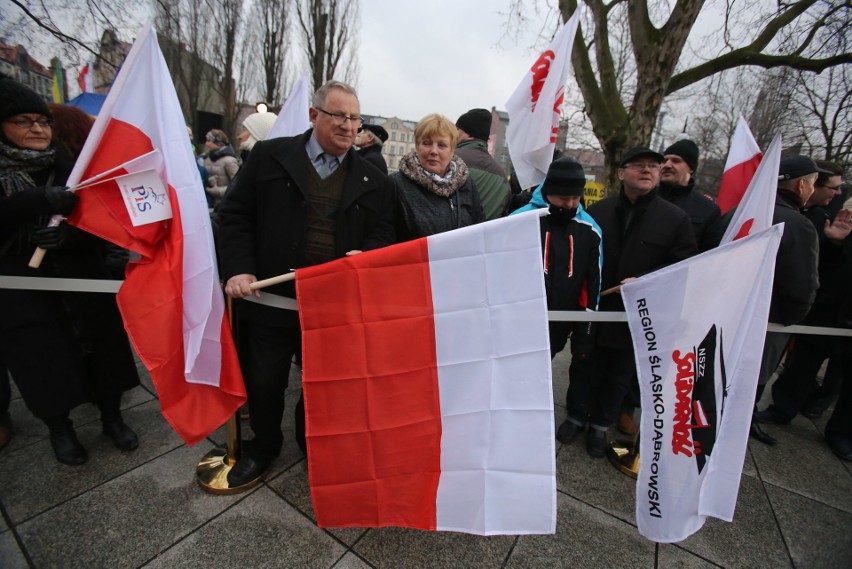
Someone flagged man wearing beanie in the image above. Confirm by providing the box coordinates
[455,108,510,220]
[355,123,388,174]
[571,146,696,457]
[536,157,603,452]
[659,138,721,251]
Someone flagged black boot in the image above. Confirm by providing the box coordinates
[45,415,88,466]
[99,398,139,451]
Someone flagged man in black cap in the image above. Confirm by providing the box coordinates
[565,146,696,457]
[355,123,389,174]
[659,138,721,251]
[455,108,510,220]
[734,154,824,445]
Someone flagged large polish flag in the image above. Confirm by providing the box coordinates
[505,9,581,191]
[64,25,246,445]
[296,211,556,535]
[716,116,763,214]
[267,71,311,139]
[622,224,783,542]
[720,133,783,244]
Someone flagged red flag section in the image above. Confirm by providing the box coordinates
[298,238,442,529]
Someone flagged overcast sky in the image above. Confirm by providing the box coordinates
[355,0,551,122]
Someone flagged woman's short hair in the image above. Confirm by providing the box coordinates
[414,114,458,149]
[206,129,229,145]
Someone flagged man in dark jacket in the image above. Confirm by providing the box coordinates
[659,139,722,251]
[218,80,396,486]
[577,146,697,457]
[355,123,388,174]
[455,108,510,220]
[741,156,826,444]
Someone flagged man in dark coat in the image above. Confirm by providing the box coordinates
[577,146,697,457]
[355,123,388,174]
[659,139,722,251]
[218,81,396,486]
[455,108,510,220]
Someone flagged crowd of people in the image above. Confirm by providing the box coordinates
[1,75,850,486]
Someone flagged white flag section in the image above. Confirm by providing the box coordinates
[505,9,581,190]
[268,71,311,139]
[622,225,783,543]
[720,134,782,245]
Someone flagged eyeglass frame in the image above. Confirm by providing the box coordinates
[6,116,54,129]
[621,161,662,172]
[816,182,842,192]
[314,107,363,127]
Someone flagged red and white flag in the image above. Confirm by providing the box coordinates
[716,116,762,214]
[65,25,246,445]
[505,9,581,191]
[720,133,782,244]
[77,61,93,93]
[297,211,556,535]
[267,71,310,139]
[622,224,783,542]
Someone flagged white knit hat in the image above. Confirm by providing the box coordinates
[243,112,278,142]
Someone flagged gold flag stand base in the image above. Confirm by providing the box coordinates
[607,430,640,479]
[196,297,263,494]
[196,414,262,494]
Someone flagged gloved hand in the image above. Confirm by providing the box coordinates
[31,224,72,250]
[42,186,78,215]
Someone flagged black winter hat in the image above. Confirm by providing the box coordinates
[361,123,388,143]
[543,156,586,198]
[619,146,664,167]
[664,139,699,171]
[0,77,52,123]
[778,154,832,181]
[455,108,492,141]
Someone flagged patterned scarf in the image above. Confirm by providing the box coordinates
[398,151,469,198]
[0,141,55,197]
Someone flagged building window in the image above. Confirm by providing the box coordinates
[392,121,398,129]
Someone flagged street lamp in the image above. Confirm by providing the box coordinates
[255,102,268,114]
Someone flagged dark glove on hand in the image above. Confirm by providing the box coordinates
[31,224,71,250]
[43,186,78,215]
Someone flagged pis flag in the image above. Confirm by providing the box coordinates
[505,9,581,191]
[297,211,556,535]
[622,224,783,543]
[268,71,311,139]
[716,116,763,215]
[64,24,246,445]
[720,133,782,245]
[117,169,172,227]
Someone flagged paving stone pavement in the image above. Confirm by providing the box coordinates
[1,351,850,568]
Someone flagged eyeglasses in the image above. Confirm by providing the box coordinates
[7,117,53,129]
[817,183,842,192]
[623,162,661,172]
[315,107,363,127]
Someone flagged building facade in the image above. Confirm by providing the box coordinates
[0,40,52,101]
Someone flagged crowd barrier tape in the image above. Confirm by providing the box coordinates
[2,275,851,338]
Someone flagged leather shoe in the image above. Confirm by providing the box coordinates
[617,410,637,436]
[50,429,88,465]
[753,407,790,426]
[557,420,583,445]
[825,433,852,462]
[749,422,777,446]
[103,419,139,450]
[227,455,271,487]
[586,428,608,458]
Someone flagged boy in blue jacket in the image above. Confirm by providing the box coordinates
[515,157,603,447]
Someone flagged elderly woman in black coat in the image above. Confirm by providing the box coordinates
[0,76,140,465]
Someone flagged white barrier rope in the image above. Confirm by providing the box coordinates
[2,275,851,337]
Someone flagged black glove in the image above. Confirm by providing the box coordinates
[31,224,72,250]
[42,186,78,215]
